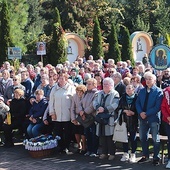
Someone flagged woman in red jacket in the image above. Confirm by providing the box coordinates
[161,86,170,169]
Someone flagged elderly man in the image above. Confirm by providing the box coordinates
[136,72,163,166]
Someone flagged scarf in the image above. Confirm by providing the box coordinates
[126,94,135,105]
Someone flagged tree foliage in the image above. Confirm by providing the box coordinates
[120,26,134,65]
[49,7,67,65]
[91,16,104,60]
[0,0,13,64]
[8,0,29,53]
[25,0,47,54]
[107,24,121,63]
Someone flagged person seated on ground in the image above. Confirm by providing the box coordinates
[3,89,27,147]
[0,96,9,131]
[27,89,48,138]
[4,74,25,105]
[71,84,87,154]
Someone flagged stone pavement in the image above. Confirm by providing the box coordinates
[0,142,167,170]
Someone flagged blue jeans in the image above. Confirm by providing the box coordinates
[27,122,44,138]
[123,130,137,153]
[139,120,160,160]
[164,122,170,159]
[84,123,99,154]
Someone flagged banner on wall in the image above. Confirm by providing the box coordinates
[149,44,170,70]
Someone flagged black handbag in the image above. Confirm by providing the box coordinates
[95,112,111,125]
[95,94,111,125]
[76,114,94,128]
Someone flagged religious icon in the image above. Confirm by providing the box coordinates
[155,49,167,67]
[67,40,73,54]
[37,42,46,55]
[136,38,143,53]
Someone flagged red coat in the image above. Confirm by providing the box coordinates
[161,87,170,124]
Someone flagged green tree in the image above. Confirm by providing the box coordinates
[25,0,47,54]
[49,7,67,65]
[107,24,121,63]
[122,0,150,33]
[149,0,170,44]
[120,26,134,65]
[0,0,13,64]
[8,0,29,53]
[91,16,104,60]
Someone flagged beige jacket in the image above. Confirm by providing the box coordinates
[49,83,76,122]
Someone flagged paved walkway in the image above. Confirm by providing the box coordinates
[0,143,167,170]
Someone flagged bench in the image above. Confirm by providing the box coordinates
[135,133,168,164]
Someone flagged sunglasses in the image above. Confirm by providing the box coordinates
[13,79,18,81]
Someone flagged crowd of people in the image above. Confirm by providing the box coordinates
[0,55,170,168]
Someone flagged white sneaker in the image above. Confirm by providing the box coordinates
[129,153,136,163]
[166,160,170,169]
[120,152,129,162]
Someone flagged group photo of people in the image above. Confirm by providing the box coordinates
[0,56,170,168]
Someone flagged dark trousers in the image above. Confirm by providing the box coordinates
[123,129,137,153]
[84,123,99,154]
[101,135,116,155]
[3,119,23,144]
[164,122,170,159]
[53,121,71,151]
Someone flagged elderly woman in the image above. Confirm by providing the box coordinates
[4,75,25,105]
[116,84,138,162]
[93,77,119,161]
[3,89,27,147]
[0,70,13,97]
[71,84,87,154]
[79,78,98,157]
[49,73,76,154]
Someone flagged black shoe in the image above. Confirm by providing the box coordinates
[80,150,86,155]
[152,159,160,166]
[3,142,14,148]
[75,149,81,154]
[138,157,149,164]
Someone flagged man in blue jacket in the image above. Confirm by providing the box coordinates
[136,72,163,166]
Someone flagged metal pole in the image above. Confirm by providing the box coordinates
[41,55,43,63]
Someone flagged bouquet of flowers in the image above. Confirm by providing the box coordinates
[23,135,60,151]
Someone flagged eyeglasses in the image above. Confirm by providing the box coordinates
[13,79,18,81]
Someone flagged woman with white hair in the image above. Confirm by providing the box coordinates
[93,77,119,160]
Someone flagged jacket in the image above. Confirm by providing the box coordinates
[29,97,48,119]
[49,83,76,122]
[79,89,98,116]
[117,93,138,131]
[93,89,119,136]
[136,85,163,123]
[161,87,170,124]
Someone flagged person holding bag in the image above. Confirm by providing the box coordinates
[79,78,98,157]
[115,84,138,163]
[93,77,119,161]
[71,84,87,154]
